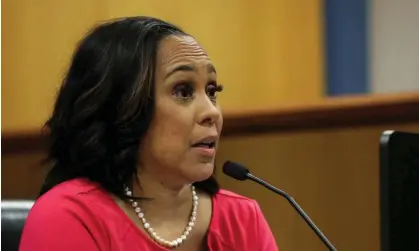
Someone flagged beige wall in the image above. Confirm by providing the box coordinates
[2,0,324,133]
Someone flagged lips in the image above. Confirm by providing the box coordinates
[191,135,218,149]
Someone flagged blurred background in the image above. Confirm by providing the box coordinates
[2,1,419,250]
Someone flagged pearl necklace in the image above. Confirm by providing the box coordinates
[124,185,198,249]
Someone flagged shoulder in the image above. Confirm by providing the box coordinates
[24,178,109,229]
[209,189,277,250]
[28,178,104,215]
[20,178,117,250]
[21,178,123,244]
[214,189,260,211]
[212,189,263,227]
[216,189,252,200]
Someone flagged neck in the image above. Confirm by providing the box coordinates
[130,169,194,217]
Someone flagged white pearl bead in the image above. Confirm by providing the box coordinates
[124,185,197,248]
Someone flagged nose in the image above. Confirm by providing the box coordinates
[197,95,222,127]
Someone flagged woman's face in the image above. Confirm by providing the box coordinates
[139,35,223,185]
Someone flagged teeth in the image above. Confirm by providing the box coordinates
[194,142,214,148]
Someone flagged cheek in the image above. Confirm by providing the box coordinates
[150,109,193,161]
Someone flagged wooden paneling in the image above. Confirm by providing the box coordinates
[222,92,419,136]
[215,123,419,251]
[1,152,47,199]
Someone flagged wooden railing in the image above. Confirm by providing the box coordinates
[2,92,419,154]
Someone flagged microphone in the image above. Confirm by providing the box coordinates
[223,161,337,251]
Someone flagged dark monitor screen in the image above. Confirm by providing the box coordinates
[380,130,419,251]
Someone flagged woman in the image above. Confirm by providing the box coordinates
[19,16,278,251]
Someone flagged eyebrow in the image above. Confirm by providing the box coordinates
[165,63,217,79]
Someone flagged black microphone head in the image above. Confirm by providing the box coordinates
[222,161,250,181]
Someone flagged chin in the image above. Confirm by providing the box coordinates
[187,162,215,182]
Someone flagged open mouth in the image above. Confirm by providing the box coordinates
[192,141,216,149]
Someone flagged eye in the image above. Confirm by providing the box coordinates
[207,82,223,100]
[173,83,194,101]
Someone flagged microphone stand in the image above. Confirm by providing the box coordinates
[247,173,338,251]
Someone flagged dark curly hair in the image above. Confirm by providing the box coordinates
[39,16,219,199]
